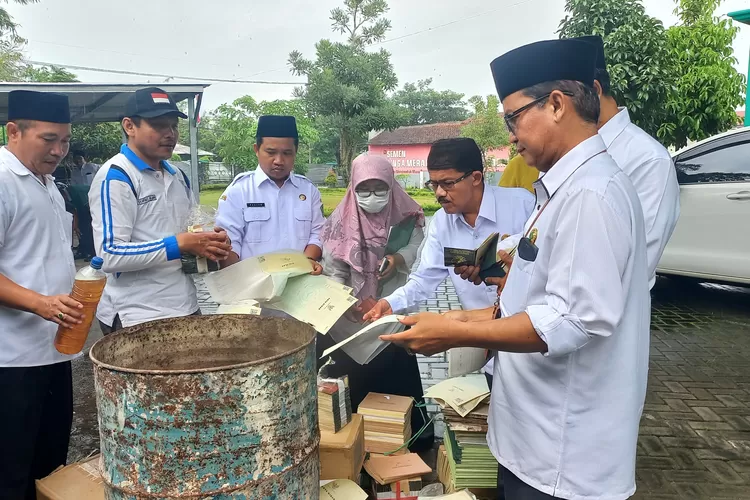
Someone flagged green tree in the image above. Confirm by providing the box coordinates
[460,95,508,174]
[662,0,746,148]
[330,0,391,48]
[393,78,469,125]
[210,96,319,175]
[24,64,77,82]
[290,0,406,184]
[558,0,674,140]
[0,0,37,80]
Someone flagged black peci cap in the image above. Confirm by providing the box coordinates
[124,87,187,120]
[8,90,70,124]
[572,35,606,70]
[256,115,298,139]
[490,39,598,101]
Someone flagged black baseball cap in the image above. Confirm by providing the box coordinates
[124,87,187,119]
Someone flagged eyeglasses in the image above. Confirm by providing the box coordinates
[424,171,473,192]
[503,91,574,135]
[355,189,389,198]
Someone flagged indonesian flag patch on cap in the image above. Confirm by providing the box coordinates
[151,93,170,104]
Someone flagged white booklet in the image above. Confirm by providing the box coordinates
[321,315,406,365]
[447,347,489,377]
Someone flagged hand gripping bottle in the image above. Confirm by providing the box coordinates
[54,257,106,354]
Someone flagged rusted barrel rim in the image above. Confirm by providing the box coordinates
[89,315,316,375]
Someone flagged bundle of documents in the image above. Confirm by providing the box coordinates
[363,453,431,485]
[321,315,407,365]
[424,375,490,417]
[442,427,497,490]
[204,252,357,334]
[318,376,352,433]
[358,393,413,455]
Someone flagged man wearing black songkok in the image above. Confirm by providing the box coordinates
[0,90,85,499]
[380,39,651,499]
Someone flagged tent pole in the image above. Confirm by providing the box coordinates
[188,95,200,200]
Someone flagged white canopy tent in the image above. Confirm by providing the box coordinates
[0,82,210,199]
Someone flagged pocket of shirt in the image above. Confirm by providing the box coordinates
[500,254,535,318]
[294,207,312,241]
[243,207,271,243]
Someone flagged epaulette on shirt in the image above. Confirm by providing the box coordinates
[230,170,254,187]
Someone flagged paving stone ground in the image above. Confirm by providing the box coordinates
[71,266,750,499]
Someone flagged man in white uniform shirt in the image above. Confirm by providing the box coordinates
[72,149,99,186]
[90,87,231,333]
[364,138,534,320]
[216,115,324,273]
[0,91,85,499]
[381,40,651,500]
[579,35,680,287]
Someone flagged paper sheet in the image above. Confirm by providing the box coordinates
[215,300,262,316]
[266,274,358,334]
[319,479,368,500]
[424,374,490,417]
[321,315,406,363]
[203,251,312,304]
[447,347,488,377]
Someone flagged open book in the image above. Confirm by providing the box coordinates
[320,315,406,365]
[443,233,506,280]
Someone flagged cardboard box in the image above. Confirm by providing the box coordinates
[320,413,365,481]
[36,455,104,500]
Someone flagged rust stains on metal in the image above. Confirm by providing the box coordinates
[91,315,320,499]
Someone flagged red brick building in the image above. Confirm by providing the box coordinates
[368,121,510,175]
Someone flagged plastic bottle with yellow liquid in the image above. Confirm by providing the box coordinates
[54,256,106,354]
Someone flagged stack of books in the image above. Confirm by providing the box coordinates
[358,392,413,455]
[318,375,352,433]
[441,403,498,491]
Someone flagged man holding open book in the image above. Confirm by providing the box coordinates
[364,138,534,328]
[374,39,650,500]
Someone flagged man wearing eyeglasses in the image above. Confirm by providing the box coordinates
[364,137,534,325]
[379,39,650,500]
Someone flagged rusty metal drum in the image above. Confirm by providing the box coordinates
[89,315,319,499]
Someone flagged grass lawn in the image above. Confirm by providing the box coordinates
[200,187,441,216]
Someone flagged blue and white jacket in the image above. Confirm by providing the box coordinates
[89,144,198,328]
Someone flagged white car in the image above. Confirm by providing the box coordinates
[657,127,750,285]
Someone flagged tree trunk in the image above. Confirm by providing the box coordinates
[337,130,354,186]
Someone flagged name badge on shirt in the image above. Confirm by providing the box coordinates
[246,203,266,208]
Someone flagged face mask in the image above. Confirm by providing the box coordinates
[356,191,389,214]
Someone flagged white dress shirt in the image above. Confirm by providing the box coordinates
[216,168,325,260]
[599,108,680,288]
[89,144,198,328]
[0,148,78,367]
[384,186,534,313]
[80,162,99,186]
[489,136,650,500]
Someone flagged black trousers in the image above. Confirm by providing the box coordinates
[498,465,563,500]
[0,362,73,500]
[77,208,95,258]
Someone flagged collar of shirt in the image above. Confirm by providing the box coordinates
[252,165,300,189]
[449,186,497,229]
[120,144,176,175]
[0,147,54,185]
[537,135,607,202]
[598,107,631,149]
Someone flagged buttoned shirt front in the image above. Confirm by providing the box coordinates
[384,186,534,313]
[89,144,198,328]
[599,107,680,288]
[216,167,325,260]
[488,135,650,500]
[0,147,78,367]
